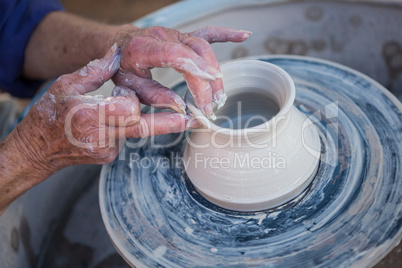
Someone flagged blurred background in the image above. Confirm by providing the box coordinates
[60,0,179,24]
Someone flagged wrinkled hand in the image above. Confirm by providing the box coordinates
[14,45,198,173]
[114,26,251,118]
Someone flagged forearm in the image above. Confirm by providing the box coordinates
[0,128,53,214]
[23,11,136,80]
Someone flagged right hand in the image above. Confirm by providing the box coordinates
[113,25,251,118]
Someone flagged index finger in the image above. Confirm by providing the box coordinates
[189,26,252,43]
[52,44,121,96]
[122,40,222,81]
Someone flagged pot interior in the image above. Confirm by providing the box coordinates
[214,90,280,129]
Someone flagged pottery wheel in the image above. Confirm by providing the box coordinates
[99,56,402,267]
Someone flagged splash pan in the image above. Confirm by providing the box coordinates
[99,56,402,267]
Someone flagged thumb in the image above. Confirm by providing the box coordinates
[54,44,121,96]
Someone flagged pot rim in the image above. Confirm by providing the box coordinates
[185,60,296,137]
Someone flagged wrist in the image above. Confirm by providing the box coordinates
[93,24,139,59]
[0,127,55,213]
[11,122,55,180]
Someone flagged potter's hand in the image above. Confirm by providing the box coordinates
[14,44,198,172]
[113,26,251,118]
[0,45,199,214]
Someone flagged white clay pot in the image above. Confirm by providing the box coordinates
[183,60,321,211]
